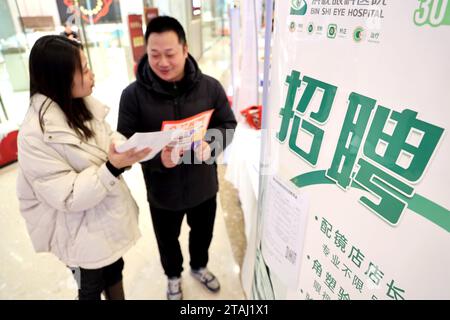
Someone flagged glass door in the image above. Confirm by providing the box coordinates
[56,0,135,124]
[0,0,30,125]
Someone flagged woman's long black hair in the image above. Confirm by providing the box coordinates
[29,35,94,140]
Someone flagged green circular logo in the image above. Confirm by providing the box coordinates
[291,0,308,16]
[289,21,296,32]
[291,0,303,10]
[327,24,337,39]
[353,27,364,42]
[329,26,335,35]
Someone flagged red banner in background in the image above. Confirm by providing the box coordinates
[128,14,145,65]
[144,7,159,26]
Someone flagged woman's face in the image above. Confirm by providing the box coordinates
[72,49,95,98]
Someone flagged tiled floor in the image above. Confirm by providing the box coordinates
[0,37,247,300]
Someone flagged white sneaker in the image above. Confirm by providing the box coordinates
[167,277,182,300]
[191,268,221,292]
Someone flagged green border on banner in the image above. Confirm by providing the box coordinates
[291,170,450,232]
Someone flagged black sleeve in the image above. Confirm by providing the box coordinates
[106,160,125,177]
[204,80,238,159]
[117,86,167,173]
[118,87,140,139]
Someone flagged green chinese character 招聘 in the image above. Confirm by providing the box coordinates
[296,76,337,123]
[278,71,337,166]
[354,158,414,224]
[326,91,444,225]
[355,107,443,224]
[277,70,302,143]
[289,116,324,165]
[326,92,377,189]
[363,107,444,182]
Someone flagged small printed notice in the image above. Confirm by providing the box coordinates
[161,109,214,150]
[261,176,309,288]
[115,130,181,162]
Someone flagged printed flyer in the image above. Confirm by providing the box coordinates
[161,109,214,150]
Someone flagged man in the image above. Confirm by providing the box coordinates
[118,16,237,300]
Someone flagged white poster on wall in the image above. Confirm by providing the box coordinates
[254,0,450,300]
[261,176,309,288]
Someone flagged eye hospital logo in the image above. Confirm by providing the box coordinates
[327,24,337,38]
[290,0,308,16]
[414,0,450,27]
[353,26,365,42]
[289,21,296,32]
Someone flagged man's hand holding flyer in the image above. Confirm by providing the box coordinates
[117,109,214,166]
[161,109,214,151]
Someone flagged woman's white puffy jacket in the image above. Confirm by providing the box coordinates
[16,93,141,269]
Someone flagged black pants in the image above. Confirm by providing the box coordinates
[70,258,124,300]
[150,196,217,278]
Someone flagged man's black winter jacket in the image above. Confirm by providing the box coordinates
[118,54,237,210]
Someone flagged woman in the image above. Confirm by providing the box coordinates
[16,35,150,300]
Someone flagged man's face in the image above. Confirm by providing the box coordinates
[147,31,188,82]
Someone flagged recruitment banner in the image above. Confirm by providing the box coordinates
[253,0,450,300]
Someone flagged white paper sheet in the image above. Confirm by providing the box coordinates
[261,176,309,288]
[115,130,181,162]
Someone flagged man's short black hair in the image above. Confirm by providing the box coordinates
[144,16,187,45]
